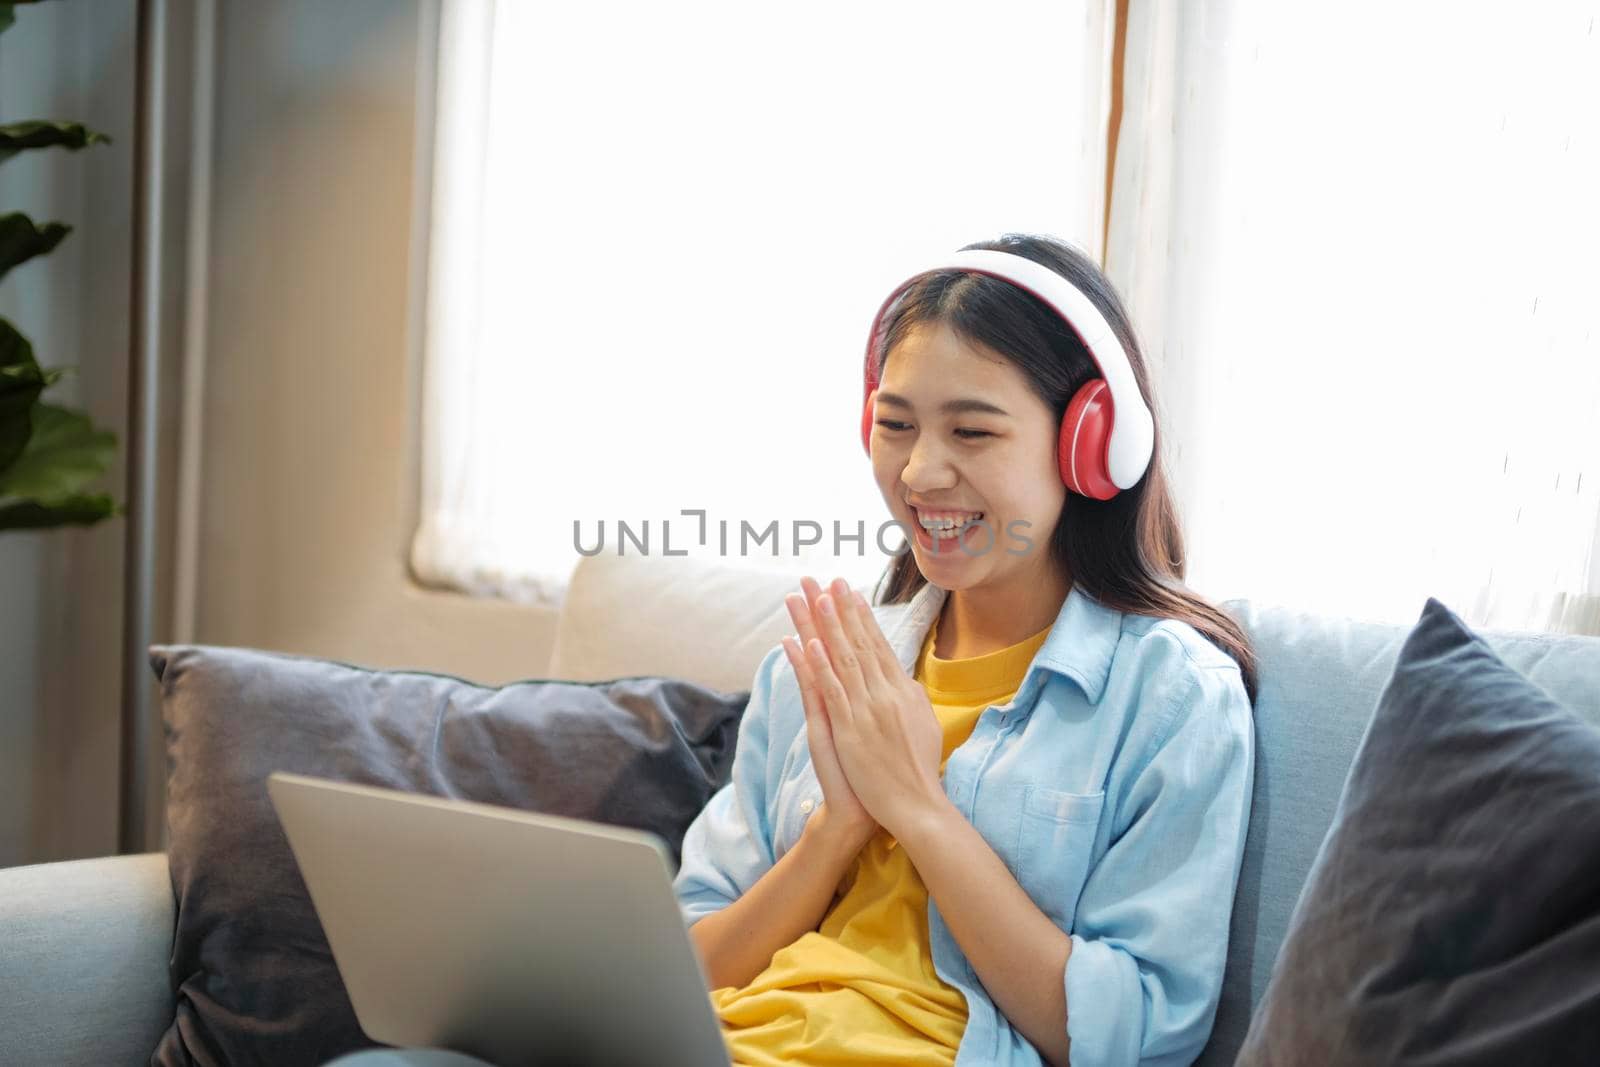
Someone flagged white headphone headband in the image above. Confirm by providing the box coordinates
[867,248,1155,490]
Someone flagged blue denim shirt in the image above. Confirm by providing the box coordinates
[673,579,1255,1067]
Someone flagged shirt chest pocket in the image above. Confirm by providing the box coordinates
[1014,785,1105,928]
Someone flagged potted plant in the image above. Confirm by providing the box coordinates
[0,0,122,532]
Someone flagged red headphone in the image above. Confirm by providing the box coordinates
[860,249,1154,501]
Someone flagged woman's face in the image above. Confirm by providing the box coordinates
[870,321,1067,593]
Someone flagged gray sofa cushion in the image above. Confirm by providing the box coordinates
[0,853,175,1067]
[1198,598,1600,1066]
[149,644,749,1067]
[1233,597,1600,1065]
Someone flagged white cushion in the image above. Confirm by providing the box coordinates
[548,551,878,694]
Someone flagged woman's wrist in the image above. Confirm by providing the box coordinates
[806,803,877,861]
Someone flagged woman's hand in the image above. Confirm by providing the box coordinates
[783,578,878,851]
[800,576,946,842]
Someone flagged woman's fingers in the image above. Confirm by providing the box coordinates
[850,587,906,682]
[781,634,814,704]
[790,578,870,692]
[786,634,854,790]
[827,577,888,689]
[810,585,872,713]
[786,583,823,656]
[787,584,848,715]
[797,576,827,650]
[806,636,853,724]
[782,634,833,736]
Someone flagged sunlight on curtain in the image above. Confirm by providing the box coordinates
[412,0,1114,604]
[1107,1,1600,634]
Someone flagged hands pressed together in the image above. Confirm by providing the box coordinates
[780,576,947,850]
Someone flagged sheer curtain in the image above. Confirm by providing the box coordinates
[1106,0,1600,634]
[412,0,1116,605]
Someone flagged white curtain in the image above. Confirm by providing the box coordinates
[1107,0,1600,634]
[412,0,1116,605]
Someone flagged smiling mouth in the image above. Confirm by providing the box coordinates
[911,507,985,543]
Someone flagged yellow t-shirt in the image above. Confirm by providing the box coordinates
[712,614,1053,1067]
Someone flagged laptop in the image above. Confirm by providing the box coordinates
[266,771,735,1067]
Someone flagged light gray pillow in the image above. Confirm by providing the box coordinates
[149,643,749,1067]
[1234,598,1600,1065]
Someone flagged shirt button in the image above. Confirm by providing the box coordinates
[800,798,815,813]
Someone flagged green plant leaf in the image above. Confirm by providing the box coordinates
[0,493,117,530]
[1,317,46,471]
[0,120,112,165]
[0,212,70,282]
[0,402,117,501]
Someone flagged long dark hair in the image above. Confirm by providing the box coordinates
[868,233,1259,704]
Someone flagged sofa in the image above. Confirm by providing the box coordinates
[3,548,1598,1067]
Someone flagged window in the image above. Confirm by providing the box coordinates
[1106,0,1600,632]
[411,0,1115,604]
[415,0,1600,635]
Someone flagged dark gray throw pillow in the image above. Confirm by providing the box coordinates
[148,644,750,1067]
[1234,598,1600,1066]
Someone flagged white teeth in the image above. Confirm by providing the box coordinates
[917,510,983,533]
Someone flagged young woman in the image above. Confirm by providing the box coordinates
[673,233,1258,1067]
[325,234,1257,1067]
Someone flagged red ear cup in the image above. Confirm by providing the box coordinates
[861,386,877,457]
[1058,379,1120,500]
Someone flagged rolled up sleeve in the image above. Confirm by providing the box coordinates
[1064,662,1256,1066]
[672,643,787,928]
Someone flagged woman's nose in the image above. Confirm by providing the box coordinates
[900,436,957,491]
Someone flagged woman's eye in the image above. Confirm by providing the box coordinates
[874,420,991,440]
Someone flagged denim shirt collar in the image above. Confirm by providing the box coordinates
[880,579,1124,705]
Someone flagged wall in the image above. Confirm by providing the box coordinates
[194,0,556,683]
[0,0,559,868]
[0,2,136,867]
